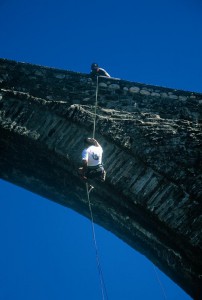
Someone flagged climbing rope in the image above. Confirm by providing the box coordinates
[85,75,170,300]
[85,76,168,300]
[92,76,99,139]
[86,183,108,300]
[85,76,109,300]
[152,264,167,300]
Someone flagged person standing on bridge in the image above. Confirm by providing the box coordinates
[90,63,110,77]
[78,137,106,182]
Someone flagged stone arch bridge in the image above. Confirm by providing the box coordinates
[0,59,201,299]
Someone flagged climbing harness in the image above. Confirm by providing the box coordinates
[85,76,108,300]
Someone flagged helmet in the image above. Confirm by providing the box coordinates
[91,63,98,70]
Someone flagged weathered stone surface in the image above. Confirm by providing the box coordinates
[0,58,201,299]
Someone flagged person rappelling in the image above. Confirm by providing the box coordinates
[78,137,106,183]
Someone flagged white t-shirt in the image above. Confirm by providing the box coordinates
[82,145,103,167]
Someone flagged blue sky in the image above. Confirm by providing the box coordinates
[0,0,201,299]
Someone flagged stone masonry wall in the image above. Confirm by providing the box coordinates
[0,58,201,299]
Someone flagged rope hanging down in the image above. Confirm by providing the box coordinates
[86,183,108,300]
[87,76,166,300]
[86,76,108,300]
[92,76,99,139]
[152,264,167,300]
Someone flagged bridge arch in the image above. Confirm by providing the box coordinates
[0,59,201,299]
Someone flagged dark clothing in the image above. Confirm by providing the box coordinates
[85,164,105,181]
[90,68,110,77]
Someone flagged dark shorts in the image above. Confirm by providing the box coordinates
[86,165,105,181]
